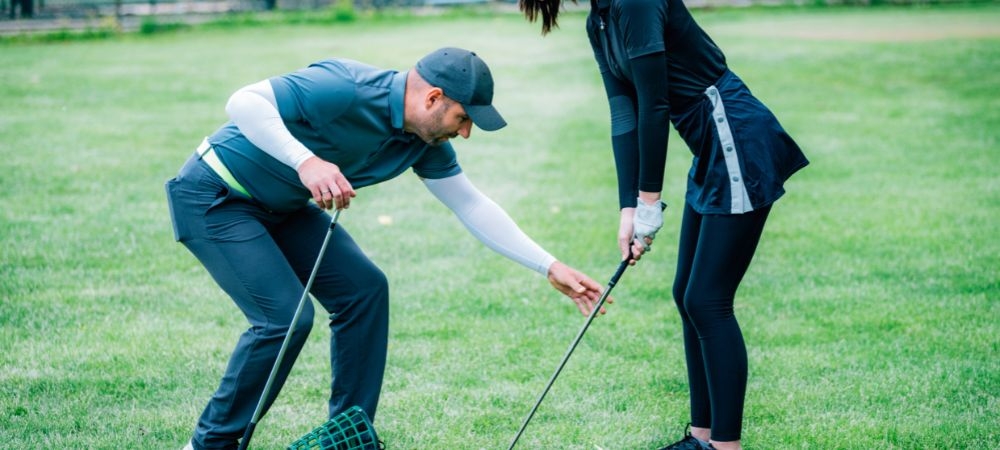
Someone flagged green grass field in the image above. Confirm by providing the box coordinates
[1,4,998,449]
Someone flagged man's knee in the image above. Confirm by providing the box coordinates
[321,264,389,323]
[356,267,389,326]
[360,265,389,300]
[257,303,315,343]
[349,264,389,310]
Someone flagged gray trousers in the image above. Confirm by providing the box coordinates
[166,153,389,450]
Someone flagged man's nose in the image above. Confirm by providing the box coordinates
[458,121,472,139]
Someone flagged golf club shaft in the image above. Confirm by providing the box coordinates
[237,209,342,450]
[507,257,630,450]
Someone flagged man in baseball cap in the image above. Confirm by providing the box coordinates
[170,46,604,450]
[415,47,507,132]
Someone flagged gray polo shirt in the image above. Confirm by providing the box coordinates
[207,59,462,213]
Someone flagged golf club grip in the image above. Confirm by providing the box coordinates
[507,258,630,450]
[237,210,341,450]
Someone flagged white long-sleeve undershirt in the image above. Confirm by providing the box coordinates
[224,80,315,169]
[423,174,556,276]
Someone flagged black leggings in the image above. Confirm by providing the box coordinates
[672,202,771,442]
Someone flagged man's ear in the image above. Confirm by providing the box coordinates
[425,87,444,109]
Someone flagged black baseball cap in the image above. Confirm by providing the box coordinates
[415,47,507,132]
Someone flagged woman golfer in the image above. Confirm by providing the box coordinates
[520,0,809,448]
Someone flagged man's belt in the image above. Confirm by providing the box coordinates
[196,138,252,198]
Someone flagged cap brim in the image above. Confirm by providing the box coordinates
[464,104,507,132]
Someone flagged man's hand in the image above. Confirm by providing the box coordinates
[298,156,356,210]
[547,261,609,316]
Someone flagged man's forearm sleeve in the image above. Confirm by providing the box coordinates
[423,174,556,276]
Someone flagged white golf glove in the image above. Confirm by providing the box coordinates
[633,198,666,250]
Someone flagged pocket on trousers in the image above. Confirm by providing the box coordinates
[164,178,189,242]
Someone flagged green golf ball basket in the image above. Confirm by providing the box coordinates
[288,406,380,450]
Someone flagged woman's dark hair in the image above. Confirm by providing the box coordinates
[520,0,576,35]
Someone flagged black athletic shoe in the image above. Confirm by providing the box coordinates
[656,435,705,450]
[656,425,711,450]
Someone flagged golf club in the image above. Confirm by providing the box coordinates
[237,209,342,450]
[506,254,632,450]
